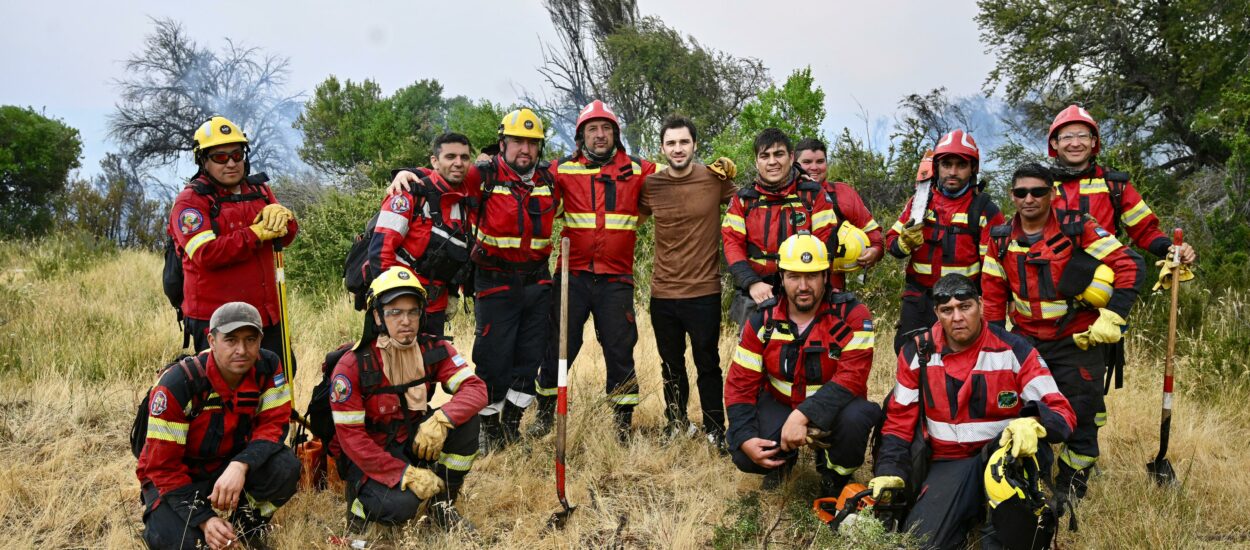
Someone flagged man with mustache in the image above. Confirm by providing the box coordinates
[885,129,1004,353]
[794,137,885,288]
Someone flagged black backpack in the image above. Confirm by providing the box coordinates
[163,173,272,346]
[343,214,382,311]
[130,352,211,459]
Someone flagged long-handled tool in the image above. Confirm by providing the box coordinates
[548,237,577,528]
[1147,228,1183,485]
[273,240,298,445]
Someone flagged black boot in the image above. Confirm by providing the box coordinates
[429,484,476,533]
[501,401,525,445]
[528,395,557,438]
[229,501,273,549]
[613,405,634,443]
[820,473,851,499]
[1055,464,1091,501]
[479,413,505,456]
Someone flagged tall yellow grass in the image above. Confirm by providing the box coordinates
[1,249,1247,549]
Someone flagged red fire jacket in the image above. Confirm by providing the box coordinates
[724,294,875,449]
[822,180,884,289]
[1052,164,1172,258]
[554,149,656,274]
[136,350,291,526]
[463,156,562,272]
[723,169,837,291]
[982,210,1143,341]
[329,338,486,488]
[169,175,298,324]
[885,190,1003,289]
[875,322,1076,480]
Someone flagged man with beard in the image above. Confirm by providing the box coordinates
[637,115,737,448]
[795,137,885,288]
[725,233,880,495]
[885,129,1004,353]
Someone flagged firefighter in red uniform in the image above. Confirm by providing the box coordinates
[723,128,838,325]
[168,116,299,358]
[869,274,1077,550]
[794,137,885,287]
[725,233,881,496]
[329,266,487,533]
[885,129,1004,353]
[137,302,300,550]
[529,100,656,440]
[981,162,1144,507]
[371,132,477,336]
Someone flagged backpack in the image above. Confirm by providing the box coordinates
[130,352,211,459]
[736,178,826,264]
[163,173,272,346]
[343,214,382,311]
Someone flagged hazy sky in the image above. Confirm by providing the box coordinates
[1,0,995,180]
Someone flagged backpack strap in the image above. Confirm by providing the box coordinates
[989,224,1013,262]
[825,182,847,224]
[795,180,822,212]
[174,352,213,420]
[1102,169,1130,236]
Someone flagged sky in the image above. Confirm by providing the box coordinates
[0,0,999,181]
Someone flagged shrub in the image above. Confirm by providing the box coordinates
[284,185,384,293]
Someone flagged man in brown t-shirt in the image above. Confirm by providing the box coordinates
[639,115,737,450]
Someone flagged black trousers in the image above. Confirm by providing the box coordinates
[1032,337,1106,497]
[894,286,937,354]
[472,270,551,404]
[142,449,301,550]
[187,318,298,376]
[649,293,725,434]
[536,272,639,407]
[341,413,480,524]
[730,390,880,479]
[424,309,447,338]
[904,453,1004,550]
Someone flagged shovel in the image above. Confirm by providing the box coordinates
[1147,228,1183,485]
[548,237,577,528]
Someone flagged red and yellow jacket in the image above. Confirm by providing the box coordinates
[723,169,838,291]
[1052,164,1172,258]
[168,175,298,324]
[329,338,486,488]
[822,180,884,289]
[981,210,1143,340]
[464,157,562,272]
[554,149,656,274]
[724,294,875,450]
[885,190,1003,290]
[875,322,1076,481]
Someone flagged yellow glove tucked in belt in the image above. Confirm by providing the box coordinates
[708,157,737,181]
[999,417,1046,458]
[413,410,454,461]
[1073,308,1126,350]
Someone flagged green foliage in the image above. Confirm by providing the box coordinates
[711,67,827,174]
[444,97,512,156]
[0,106,83,237]
[0,231,116,281]
[284,185,385,292]
[711,492,763,549]
[53,153,165,249]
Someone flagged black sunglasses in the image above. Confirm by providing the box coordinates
[1011,186,1051,199]
[933,290,979,304]
[207,149,245,164]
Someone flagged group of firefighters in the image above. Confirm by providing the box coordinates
[135,100,1196,549]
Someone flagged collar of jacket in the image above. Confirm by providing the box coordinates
[754,166,804,195]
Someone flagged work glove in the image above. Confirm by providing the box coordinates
[708,157,737,181]
[258,204,294,232]
[898,223,925,254]
[401,465,443,500]
[1072,308,1127,350]
[998,417,1047,458]
[867,476,905,499]
[805,427,832,449]
[1152,258,1195,291]
[249,221,285,242]
[413,410,454,461]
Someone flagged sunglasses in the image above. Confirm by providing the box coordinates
[932,290,979,304]
[206,150,245,164]
[1011,186,1051,199]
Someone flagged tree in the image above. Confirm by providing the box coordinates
[0,106,82,236]
[710,67,827,174]
[55,154,164,249]
[108,18,302,175]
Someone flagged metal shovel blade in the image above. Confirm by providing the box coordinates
[1147,456,1177,486]
[547,502,576,529]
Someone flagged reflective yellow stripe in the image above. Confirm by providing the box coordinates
[333,410,366,425]
[862,219,880,233]
[951,213,969,224]
[1080,178,1109,194]
[768,375,821,398]
[1014,298,1068,319]
[604,214,638,230]
[941,264,981,277]
[610,393,639,406]
[245,492,278,518]
[185,230,217,259]
[757,327,794,342]
[844,331,875,351]
[1095,412,1108,427]
[1085,235,1121,260]
[445,368,474,393]
[750,257,768,266]
[732,346,763,372]
[531,237,552,249]
[351,498,367,519]
[982,256,1006,278]
[557,162,600,175]
[890,220,906,233]
[825,455,857,476]
[723,214,746,234]
[477,232,523,248]
[1059,446,1098,470]
[812,209,837,230]
[147,418,189,444]
[630,162,642,172]
[535,379,558,396]
[912,262,933,275]
[438,451,478,472]
[1122,200,1152,227]
[491,186,513,195]
[565,212,597,229]
[1007,243,1031,254]
[531,186,553,197]
[257,384,292,413]
[979,244,989,256]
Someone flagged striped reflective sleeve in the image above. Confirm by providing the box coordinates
[147,418,189,445]
[1121,199,1153,227]
[376,210,410,234]
[1085,234,1122,260]
[722,213,746,234]
[844,331,875,351]
[332,410,367,425]
[812,209,837,230]
[437,451,478,472]
[257,383,292,413]
[443,367,475,394]
[731,345,763,372]
[185,230,217,259]
[982,255,1006,279]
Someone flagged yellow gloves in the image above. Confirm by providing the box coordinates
[401,466,443,500]
[998,417,1046,458]
[898,224,925,254]
[867,476,905,499]
[249,222,285,241]
[708,157,737,181]
[258,204,294,232]
[1153,259,1195,291]
[413,410,454,461]
[1073,308,1126,350]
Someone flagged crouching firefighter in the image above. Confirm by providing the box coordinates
[869,274,1077,550]
[328,266,487,532]
[135,302,300,550]
[725,232,881,497]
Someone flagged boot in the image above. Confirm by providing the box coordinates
[613,405,634,443]
[428,484,476,533]
[229,501,273,549]
[527,395,556,438]
[820,473,851,499]
[479,413,505,456]
[1055,464,1091,501]
[501,401,525,445]
[761,461,794,491]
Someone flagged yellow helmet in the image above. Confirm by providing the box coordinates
[831,222,870,273]
[1076,264,1114,308]
[193,116,249,156]
[984,445,1056,548]
[778,232,830,272]
[367,266,427,310]
[499,108,545,140]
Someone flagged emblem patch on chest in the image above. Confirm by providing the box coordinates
[997,390,1019,409]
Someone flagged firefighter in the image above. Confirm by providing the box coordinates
[795,137,886,286]
[329,266,486,533]
[137,302,299,550]
[885,129,1005,353]
[869,274,1076,550]
[725,233,881,496]
[638,115,737,448]
[723,128,839,326]
[372,132,477,336]
[168,116,299,361]
[981,162,1144,507]
[529,100,657,441]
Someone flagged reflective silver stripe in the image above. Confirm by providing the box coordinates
[333,410,366,425]
[147,418,189,444]
[925,418,1011,444]
[972,350,1020,373]
[431,224,467,248]
[610,393,639,405]
[257,384,292,413]
[444,368,474,393]
[376,210,409,234]
[1022,375,1060,402]
[438,451,478,472]
[893,384,919,406]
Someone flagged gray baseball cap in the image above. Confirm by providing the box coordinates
[210,302,265,335]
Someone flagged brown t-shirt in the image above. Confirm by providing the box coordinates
[640,164,737,299]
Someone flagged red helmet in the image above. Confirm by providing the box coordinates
[933,129,979,163]
[576,100,620,139]
[1047,104,1100,157]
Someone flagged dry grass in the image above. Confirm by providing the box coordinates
[1,248,1248,549]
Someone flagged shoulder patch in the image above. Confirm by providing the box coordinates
[1094,225,1110,238]
[178,208,204,234]
[273,371,286,387]
[863,319,874,331]
[150,389,168,416]
[451,353,467,367]
[331,374,352,403]
[389,195,411,214]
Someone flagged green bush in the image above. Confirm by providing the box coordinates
[284,185,385,293]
